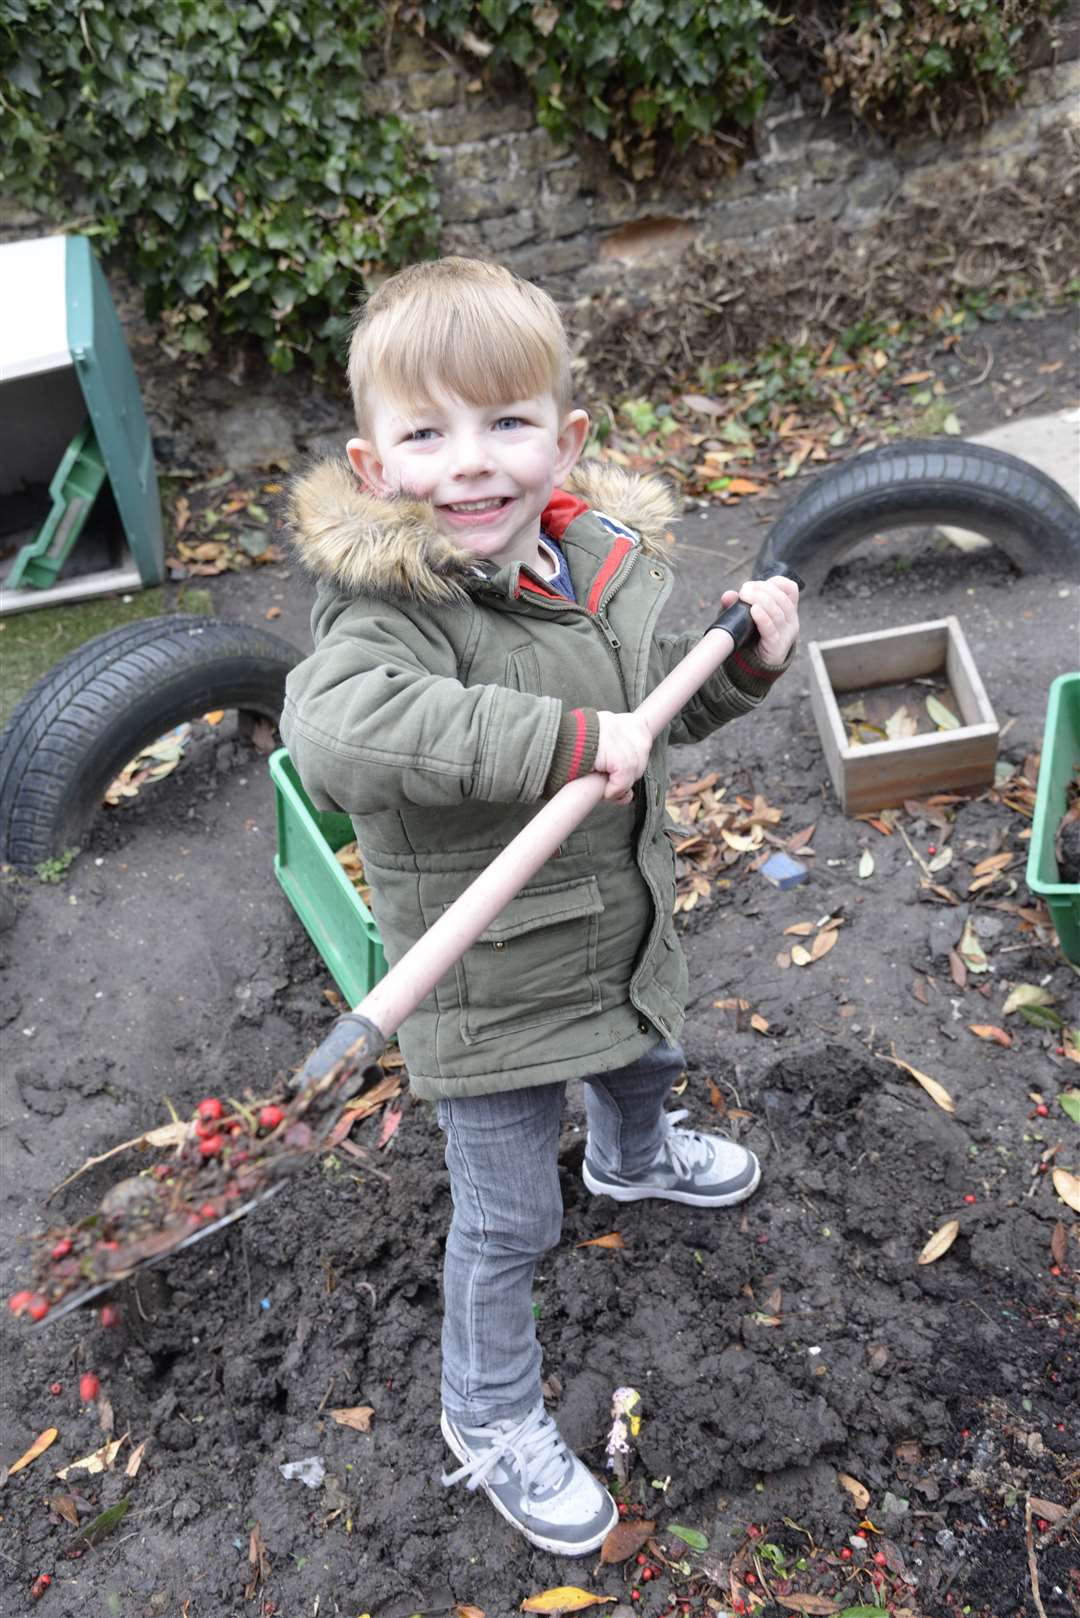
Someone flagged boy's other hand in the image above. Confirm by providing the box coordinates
[717,575,800,667]
[594,711,653,804]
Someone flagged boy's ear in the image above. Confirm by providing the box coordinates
[346,437,391,495]
[553,408,590,484]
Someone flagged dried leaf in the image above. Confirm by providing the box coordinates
[784,922,815,935]
[47,1121,187,1202]
[791,944,812,967]
[455,1607,486,1618]
[50,1493,80,1526]
[1051,1168,1080,1214]
[377,1104,403,1149]
[1030,1496,1067,1522]
[776,950,792,969]
[244,1521,271,1601]
[885,705,918,740]
[918,1219,960,1264]
[810,928,838,961]
[777,1598,839,1616]
[576,1232,626,1250]
[837,1472,870,1510]
[926,695,961,730]
[520,1590,615,1612]
[202,709,225,725]
[7,1428,58,1475]
[927,846,953,872]
[1002,984,1053,1016]
[1051,1222,1068,1268]
[720,828,762,852]
[787,823,816,853]
[969,1025,1013,1047]
[55,1436,125,1480]
[958,918,990,973]
[750,1013,770,1035]
[948,948,967,989]
[1063,1029,1080,1065]
[599,1518,656,1564]
[912,976,928,1005]
[972,851,1015,877]
[125,1439,149,1478]
[858,850,875,879]
[329,1406,375,1433]
[889,1054,956,1113]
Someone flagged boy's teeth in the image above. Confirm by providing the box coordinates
[447,498,505,512]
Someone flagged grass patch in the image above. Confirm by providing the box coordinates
[0,589,168,729]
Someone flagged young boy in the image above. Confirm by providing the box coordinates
[280,257,798,1557]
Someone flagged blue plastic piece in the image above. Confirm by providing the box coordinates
[760,852,808,889]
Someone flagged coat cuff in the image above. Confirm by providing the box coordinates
[543,706,599,796]
[726,639,797,700]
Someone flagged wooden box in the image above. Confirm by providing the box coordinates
[807,617,999,814]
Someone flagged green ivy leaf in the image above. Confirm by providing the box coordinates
[1020,1005,1065,1030]
[667,1523,709,1551]
[1060,1090,1080,1125]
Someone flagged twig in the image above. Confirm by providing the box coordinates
[1027,1493,1050,1618]
[1037,1495,1080,1551]
[945,342,994,393]
[896,820,933,880]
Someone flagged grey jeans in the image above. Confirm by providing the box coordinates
[435,1040,685,1425]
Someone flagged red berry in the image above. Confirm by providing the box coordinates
[99,1240,119,1252]
[199,1202,219,1220]
[8,1290,33,1314]
[99,1305,120,1328]
[637,1553,648,1565]
[928,845,937,855]
[197,1097,223,1121]
[1035,1103,1049,1117]
[745,1571,757,1585]
[79,1373,100,1403]
[642,1569,653,1581]
[839,1547,853,1561]
[49,1382,62,1395]
[51,1238,73,1259]
[630,1594,640,1604]
[1050,1265,1062,1276]
[963,1194,977,1204]
[26,1295,50,1322]
[1038,1518,1049,1532]
[259,1104,285,1131]
[195,1118,219,1140]
[618,1503,628,1516]
[874,1550,887,1566]
[199,1134,224,1157]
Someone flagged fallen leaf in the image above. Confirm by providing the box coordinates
[667,1523,709,1550]
[1051,1168,1080,1214]
[784,922,815,936]
[125,1439,149,1478]
[750,1012,770,1034]
[885,705,918,740]
[55,1436,126,1480]
[957,918,990,973]
[599,1517,656,1563]
[1051,1221,1068,1268]
[926,695,961,730]
[203,709,225,725]
[50,1493,80,1526]
[858,850,875,879]
[787,823,816,852]
[918,1219,960,1264]
[972,851,1015,877]
[969,1024,1013,1047]
[1061,1090,1080,1123]
[838,1471,870,1510]
[1020,1004,1064,1030]
[948,949,967,989]
[1002,983,1053,1016]
[377,1104,402,1149]
[889,1054,956,1113]
[1030,1495,1067,1521]
[47,1121,187,1202]
[791,944,812,967]
[329,1406,375,1432]
[896,370,933,385]
[928,846,953,872]
[721,828,762,852]
[776,950,792,970]
[810,928,838,962]
[520,1589,615,1612]
[8,1428,58,1475]
[912,976,928,1005]
[245,1520,271,1601]
[68,1496,130,1549]
[265,606,282,620]
[778,1595,840,1614]
[455,1607,486,1618]
[576,1232,626,1250]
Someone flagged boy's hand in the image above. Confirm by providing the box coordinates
[594,710,652,804]
[717,575,800,667]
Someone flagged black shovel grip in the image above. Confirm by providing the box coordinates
[291,1011,386,1092]
[707,560,804,651]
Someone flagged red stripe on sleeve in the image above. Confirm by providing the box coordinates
[731,650,782,682]
[586,535,633,615]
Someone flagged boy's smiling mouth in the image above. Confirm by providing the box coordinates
[439,495,515,526]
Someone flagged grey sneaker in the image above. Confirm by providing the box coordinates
[441,1403,618,1555]
[583,1107,760,1207]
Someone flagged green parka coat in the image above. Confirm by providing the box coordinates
[280,458,789,1102]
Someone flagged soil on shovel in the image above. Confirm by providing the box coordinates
[2,317,1078,1618]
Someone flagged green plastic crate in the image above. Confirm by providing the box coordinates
[270,748,388,1006]
[1027,672,1080,965]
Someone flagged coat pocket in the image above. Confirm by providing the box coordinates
[453,875,604,1044]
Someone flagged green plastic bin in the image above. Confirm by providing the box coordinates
[270,748,388,1006]
[1027,672,1080,964]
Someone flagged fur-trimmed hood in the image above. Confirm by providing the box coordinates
[287,458,677,605]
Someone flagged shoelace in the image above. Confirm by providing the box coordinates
[442,1405,570,1496]
[654,1108,718,1182]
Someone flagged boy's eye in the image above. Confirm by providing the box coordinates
[406,427,438,442]
[493,416,524,431]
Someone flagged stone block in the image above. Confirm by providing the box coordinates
[479,209,538,251]
[841,159,900,220]
[389,32,446,76]
[702,188,798,242]
[419,98,536,143]
[404,67,462,112]
[438,174,540,224]
[535,198,595,240]
[503,234,596,278]
[793,180,845,222]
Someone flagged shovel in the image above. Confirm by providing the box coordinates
[26,565,799,1323]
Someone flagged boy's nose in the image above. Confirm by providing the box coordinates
[449,434,495,478]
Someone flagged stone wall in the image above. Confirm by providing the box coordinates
[376,23,1080,293]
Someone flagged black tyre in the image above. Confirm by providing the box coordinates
[757,439,1080,591]
[0,615,300,870]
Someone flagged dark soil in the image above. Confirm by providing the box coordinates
[1,308,1078,1618]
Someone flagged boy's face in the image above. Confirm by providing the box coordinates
[347,389,589,570]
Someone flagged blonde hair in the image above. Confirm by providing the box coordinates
[347,257,572,433]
